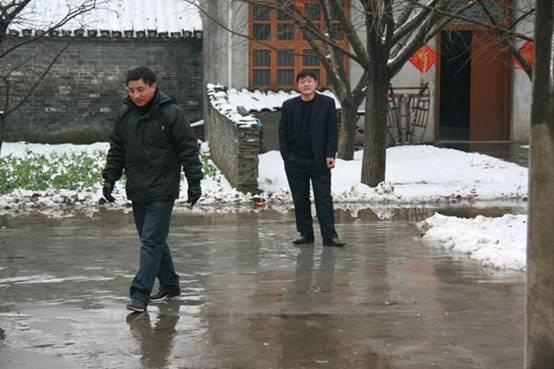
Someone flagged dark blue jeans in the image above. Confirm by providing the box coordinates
[130,199,180,302]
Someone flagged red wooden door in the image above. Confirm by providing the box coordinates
[469,31,511,140]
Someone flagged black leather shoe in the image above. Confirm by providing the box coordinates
[292,237,314,245]
[323,238,345,247]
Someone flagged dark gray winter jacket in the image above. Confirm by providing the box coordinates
[102,90,203,202]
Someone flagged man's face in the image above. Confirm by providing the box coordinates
[127,79,157,107]
[297,76,317,97]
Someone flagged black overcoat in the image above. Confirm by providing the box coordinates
[278,93,338,171]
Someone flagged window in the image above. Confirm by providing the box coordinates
[329,23,344,40]
[304,3,320,20]
[253,5,270,20]
[249,0,350,90]
[303,49,320,66]
[278,4,294,20]
[277,23,294,40]
[253,70,271,86]
[254,49,271,66]
[253,49,271,87]
[277,69,294,85]
[277,50,294,66]
[253,24,271,40]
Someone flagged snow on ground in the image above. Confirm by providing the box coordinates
[1,142,528,208]
[0,141,250,212]
[0,142,530,271]
[417,213,527,271]
[1,142,109,157]
[259,145,527,203]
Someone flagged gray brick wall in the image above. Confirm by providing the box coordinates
[1,34,202,143]
[205,104,260,194]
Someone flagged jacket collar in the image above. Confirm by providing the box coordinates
[124,89,173,112]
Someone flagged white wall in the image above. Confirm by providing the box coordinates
[349,2,437,143]
[205,0,532,143]
[390,42,437,144]
[201,0,249,88]
[511,0,534,143]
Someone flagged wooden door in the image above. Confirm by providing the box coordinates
[469,31,511,140]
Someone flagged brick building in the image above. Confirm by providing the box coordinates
[1,0,203,143]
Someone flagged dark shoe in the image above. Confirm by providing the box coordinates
[126,311,150,324]
[292,237,314,245]
[323,238,345,247]
[126,298,147,313]
[149,289,180,303]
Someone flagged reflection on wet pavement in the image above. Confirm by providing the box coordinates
[0,207,525,369]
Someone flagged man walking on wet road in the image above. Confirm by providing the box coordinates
[279,70,345,248]
[102,67,203,313]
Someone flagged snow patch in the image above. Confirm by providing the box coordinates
[417,213,527,270]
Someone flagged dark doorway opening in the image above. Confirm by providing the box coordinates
[439,30,472,141]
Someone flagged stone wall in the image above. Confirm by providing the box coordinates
[1,32,202,143]
[205,104,260,194]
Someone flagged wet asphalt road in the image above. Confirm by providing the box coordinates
[0,205,526,369]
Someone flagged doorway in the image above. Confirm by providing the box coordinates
[438,30,511,142]
[439,30,472,141]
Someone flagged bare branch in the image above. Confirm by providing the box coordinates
[392,0,440,45]
[0,1,97,60]
[389,0,478,76]
[405,0,533,42]
[476,0,532,78]
[395,0,417,27]
[510,7,535,31]
[330,0,369,65]
[5,42,71,116]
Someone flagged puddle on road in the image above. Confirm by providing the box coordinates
[0,203,526,369]
[0,201,528,229]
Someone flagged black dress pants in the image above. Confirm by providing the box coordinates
[285,153,338,242]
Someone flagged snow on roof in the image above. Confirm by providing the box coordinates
[206,83,259,128]
[8,0,201,35]
[207,83,342,128]
[226,87,341,113]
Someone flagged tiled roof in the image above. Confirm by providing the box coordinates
[9,0,201,34]
[206,83,342,128]
[226,87,342,112]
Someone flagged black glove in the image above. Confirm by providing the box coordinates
[187,180,202,207]
[102,182,115,203]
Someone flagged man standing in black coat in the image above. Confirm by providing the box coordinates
[279,70,345,247]
[102,67,203,312]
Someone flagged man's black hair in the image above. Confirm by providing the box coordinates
[127,67,157,85]
[296,69,318,83]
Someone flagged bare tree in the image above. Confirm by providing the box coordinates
[195,0,535,186]
[526,0,554,366]
[284,0,478,185]
[412,0,535,79]
[0,0,98,155]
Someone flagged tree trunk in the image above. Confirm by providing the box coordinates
[361,68,389,187]
[0,113,5,156]
[337,100,358,160]
[526,1,554,368]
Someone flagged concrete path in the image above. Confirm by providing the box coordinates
[0,207,525,369]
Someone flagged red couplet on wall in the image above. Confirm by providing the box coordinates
[513,41,534,68]
[409,44,437,73]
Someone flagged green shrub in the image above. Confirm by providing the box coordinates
[0,150,105,195]
[0,149,220,195]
